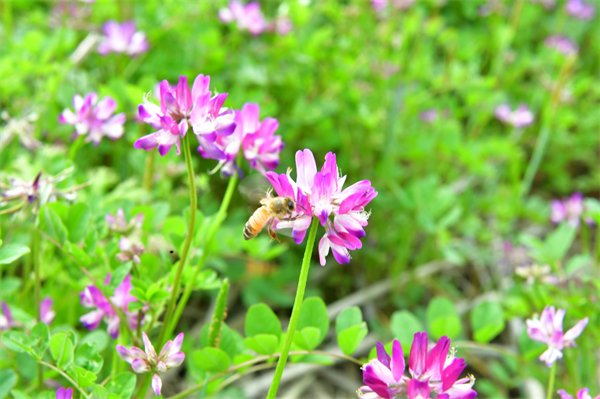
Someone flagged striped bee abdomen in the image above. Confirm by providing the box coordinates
[243,206,271,240]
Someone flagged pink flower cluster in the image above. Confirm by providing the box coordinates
[98,20,150,57]
[544,35,579,55]
[58,93,126,145]
[1,297,55,330]
[550,192,594,227]
[526,305,588,367]
[565,0,596,20]
[117,332,185,397]
[218,1,292,36]
[494,104,535,128]
[80,273,142,339]
[359,334,477,399]
[372,0,415,12]
[266,149,377,265]
[559,388,600,399]
[135,74,236,157]
[200,103,284,177]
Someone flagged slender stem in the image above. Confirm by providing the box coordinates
[68,135,85,161]
[143,147,155,191]
[267,218,320,399]
[157,133,197,347]
[580,223,590,254]
[166,174,238,339]
[39,361,90,399]
[33,230,43,392]
[547,362,557,399]
[0,201,26,215]
[165,349,361,399]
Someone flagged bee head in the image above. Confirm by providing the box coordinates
[285,197,296,212]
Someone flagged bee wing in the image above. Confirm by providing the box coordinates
[239,173,272,204]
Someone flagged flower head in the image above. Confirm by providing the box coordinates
[98,20,149,57]
[219,1,267,35]
[40,297,56,325]
[116,332,185,396]
[0,302,16,331]
[419,109,439,124]
[565,0,595,20]
[106,208,145,234]
[372,0,415,12]
[550,192,593,227]
[544,35,579,55]
[266,149,377,265]
[135,74,235,157]
[79,273,141,338]
[494,104,535,127]
[115,237,146,264]
[558,388,600,399]
[526,306,589,367]
[0,110,40,151]
[56,387,73,399]
[58,93,126,145]
[358,334,477,399]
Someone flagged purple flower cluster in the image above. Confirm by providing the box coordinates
[106,208,145,234]
[40,297,56,325]
[544,35,579,56]
[550,192,585,227]
[0,298,55,330]
[494,104,535,128]
[0,302,17,330]
[559,388,600,399]
[218,1,292,36]
[372,0,415,12]
[58,93,126,145]
[98,20,149,57]
[56,387,73,399]
[117,332,185,397]
[565,0,596,20]
[266,149,377,265]
[115,237,146,264]
[358,333,477,399]
[135,74,236,157]
[526,305,588,367]
[200,103,284,177]
[80,273,142,339]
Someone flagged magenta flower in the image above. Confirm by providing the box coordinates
[116,332,185,397]
[115,237,145,264]
[56,387,73,399]
[266,149,377,265]
[0,302,16,331]
[419,109,439,124]
[550,192,586,227]
[565,0,595,20]
[559,388,600,399]
[526,306,589,367]
[79,273,141,338]
[106,208,145,234]
[268,16,293,35]
[358,334,477,399]
[218,1,267,35]
[544,35,579,55]
[58,93,126,145]
[494,104,535,127]
[40,297,56,325]
[200,103,284,177]
[97,20,149,57]
[135,74,235,157]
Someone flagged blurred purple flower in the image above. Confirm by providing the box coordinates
[358,334,477,399]
[559,388,600,399]
[98,20,149,57]
[494,104,535,127]
[79,273,141,339]
[544,35,579,55]
[372,0,415,11]
[106,208,145,234]
[565,0,595,19]
[40,297,56,325]
[115,237,145,264]
[135,74,235,157]
[419,109,439,124]
[527,0,556,10]
[266,149,377,265]
[0,302,16,331]
[0,110,41,151]
[117,332,185,396]
[56,387,73,399]
[526,305,589,367]
[219,1,267,35]
[58,93,126,145]
[550,192,586,227]
[269,16,293,35]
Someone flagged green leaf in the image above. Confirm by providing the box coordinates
[73,365,97,387]
[127,301,145,312]
[293,326,323,351]
[390,310,425,351]
[193,347,232,373]
[67,203,91,243]
[148,290,170,303]
[43,206,68,245]
[426,297,462,339]
[79,330,109,352]
[245,303,282,338]
[84,229,98,254]
[337,323,368,356]
[243,334,279,355]
[75,342,104,374]
[2,332,33,355]
[65,242,91,266]
[471,301,505,343]
[30,322,50,360]
[108,263,132,291]
[296,297,329,342]
[0,244,30,265]
[49,332,74,368]
[543,223,577,263]
[106,372,136,399]
[8,389,30,399]
[335,306,363,335]
[91,385,109,399]
[0,369,18,399]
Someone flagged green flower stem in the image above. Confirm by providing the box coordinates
[68,135,85,161]
[266,218,320,399]
[157,133,197,348]
[165,173,238,340]
[33,229,43,392]
[547,362,557,399]
[165,349,362,399]
[208,278,230,348]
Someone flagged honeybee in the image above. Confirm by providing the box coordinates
[243,188,297,241]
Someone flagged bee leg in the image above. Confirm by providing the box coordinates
[268,225,280,242]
